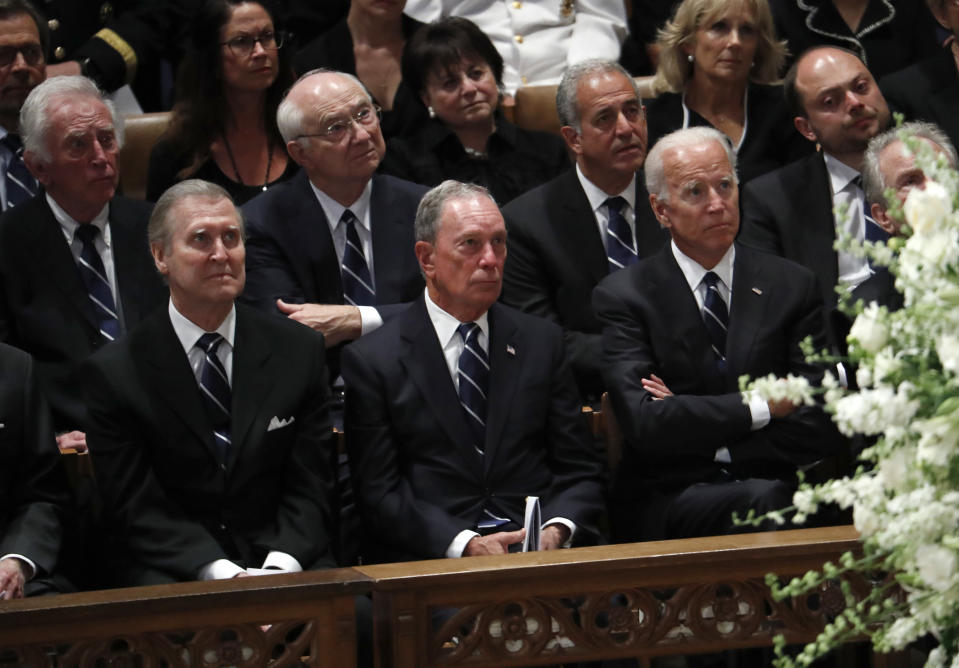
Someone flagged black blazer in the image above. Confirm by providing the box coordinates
[739,152,838,312]
[881,48,959,151]
[342,299,604,563]
[0,343,68,580]
[501,168,668,398]
[0,195,167,431]
[84,304,337,586]
[594,243,841,495]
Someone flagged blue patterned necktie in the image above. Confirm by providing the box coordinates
[457,322,489,456]
[1,133,36,209]
[702,271,728,375]
[197,332,231,463]
[75,224,120,342]
[340,209,376,306]
[605,196,638,272]
[854,175,890,245]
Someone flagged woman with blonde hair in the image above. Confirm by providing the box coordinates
[645,0,810,184]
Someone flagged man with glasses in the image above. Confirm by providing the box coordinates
[243,69,427,377]
[0,0,45,211]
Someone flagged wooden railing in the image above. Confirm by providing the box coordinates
[0,526,898,668]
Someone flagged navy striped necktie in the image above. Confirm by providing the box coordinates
[340,209,376,306]
[197,332,231,463]
[75,224,120,342]
[1,133,36,209]
[702,271,728,375]
[605,196,638,272]
[457,322,489,456]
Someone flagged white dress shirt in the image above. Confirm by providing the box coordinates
[309,179,383,335]
[167,300,302,580]
[423,291,575,556]
[823,153,872,289]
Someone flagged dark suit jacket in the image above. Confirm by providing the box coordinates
[881,48,959,151]
[501,169,669,398]
[0,195,167,432]
[342,298,604,563]
[644,84,813,186]
[594,243,841,497]
[0,343,68,579]
[84,304,337,586]
[739,152,839,313]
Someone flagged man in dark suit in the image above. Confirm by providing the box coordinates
[502,59,668,400]
[0,342,69,599]
[0,75,165,453]
[739,46,890,320]
[84,180,336,586]
[342,181,604,563]
[595,127,841,542]
[243,70,426,363]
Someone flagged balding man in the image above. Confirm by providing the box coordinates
[84,180,336,586]
[242,69,426,377]
[502,59,667,400]
[0,75,165,452]
[740,46,891,325]
[594,127,841,542]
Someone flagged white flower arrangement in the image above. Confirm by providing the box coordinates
[742,128,959,667]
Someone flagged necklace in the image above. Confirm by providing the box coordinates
[222,133,274,192]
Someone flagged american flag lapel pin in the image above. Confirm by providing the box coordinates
[506,344,516,356]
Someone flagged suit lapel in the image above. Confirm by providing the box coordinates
[726,246,770,382]
[229,306,275,470]
[286,172,344,303]
[633,175,669,259]
[483,304,519,474]
[109,200,149,327]
[369,175,413,304]
[555,170,608,285]
[805,153,839,296]
[400,299,482,467]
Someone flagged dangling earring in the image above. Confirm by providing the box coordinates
[687,54,694,63]
[428,106,436,119]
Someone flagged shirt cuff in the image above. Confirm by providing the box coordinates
[542,517,576,547]
[446,530,480,558]
[714,446,732,463]
[0,554,36,580]
[358,306,383,336]
[261,551,302,573]
[197,558,245,581]
[746,390,771,430]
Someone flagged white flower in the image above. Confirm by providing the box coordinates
[904,179,951,235]
[938,335,959,376]
[848,303,889,354]
[916,415,959,469]
[853,503,880,537]
[915,543,957,592]
[878,446,913,493]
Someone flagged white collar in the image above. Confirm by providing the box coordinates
[310,179,373,233]
[423,290,490,350]
[575,164,637,214]
[49,193,111,246]
[823,152,861,195]
[671,240,736,295]
[168,299,237,353]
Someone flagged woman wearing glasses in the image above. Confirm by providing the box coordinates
[379,17,569,205]
[146,0,297,204]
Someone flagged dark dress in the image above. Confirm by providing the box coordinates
[379,114,570,205]
[770,0,939,81]
[644,84,813,185]
[146,138,300,205]
[293,16,429,140]
[881,47,959,151]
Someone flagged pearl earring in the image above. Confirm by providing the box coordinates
[428,106,436,119]
[687,54,694,63]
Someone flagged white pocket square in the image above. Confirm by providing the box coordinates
[267,416,295,431]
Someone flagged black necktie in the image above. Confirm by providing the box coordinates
[457,322,488,455]
[853,176,890,245]
[605,196,638,272]
[1,133,36,209]
[702,271,728,375]
[340,209,376,306]
[197,332,231,463]
[75,224,120,342]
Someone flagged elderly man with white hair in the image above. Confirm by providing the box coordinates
[593,126,842,542]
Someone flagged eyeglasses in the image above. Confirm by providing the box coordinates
[296,104,382,143]
[220,30,284,58]
[0,44,44,67]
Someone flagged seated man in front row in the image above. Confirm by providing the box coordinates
[84,180,336,586]
[594,127,843,543]
[342,181,604,562]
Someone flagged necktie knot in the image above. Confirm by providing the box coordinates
[703,271,721,290]
[457,322,480,345]
[605,196,627,215]
[197,332,224,356]
[76,223,100,245]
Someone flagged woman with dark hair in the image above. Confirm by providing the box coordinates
[645,0,810,185]
[379,17,569,205]
[146,0,298,204]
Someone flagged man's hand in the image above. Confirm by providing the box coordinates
[0,557,28,600]
[768,398,799,419]
[56,430,87,454]
[641,374,673,400]
[538,524,570,551]
[276,300,362,347]
[463,529,526,556]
